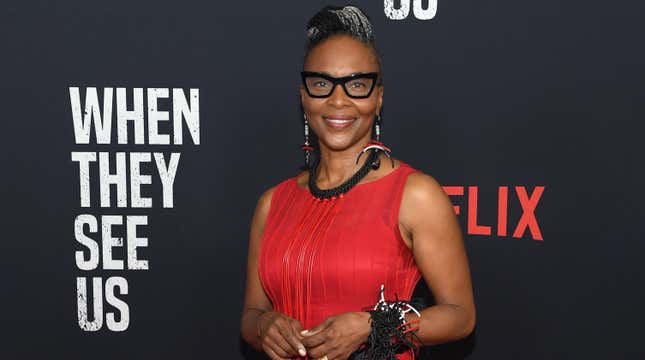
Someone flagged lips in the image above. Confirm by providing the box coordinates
[323,115,357,130]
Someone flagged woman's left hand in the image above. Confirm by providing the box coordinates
[300,312,371,360]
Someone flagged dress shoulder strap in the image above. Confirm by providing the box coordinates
[263,175,301,234]
[384,162,419,226]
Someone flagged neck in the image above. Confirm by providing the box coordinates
[314,139,372,188]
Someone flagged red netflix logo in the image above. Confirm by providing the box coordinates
[442,186,545,241]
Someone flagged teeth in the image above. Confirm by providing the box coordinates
[326,118,354,123]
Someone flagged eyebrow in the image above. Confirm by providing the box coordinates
[304,71,377,77]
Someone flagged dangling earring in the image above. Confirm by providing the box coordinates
[356,113,395,169]
[375,113,381,142]
[301,113,314,169]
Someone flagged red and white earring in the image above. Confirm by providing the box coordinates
[301,113,315,169]
[356,114,394,169]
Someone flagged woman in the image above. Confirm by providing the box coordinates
[241,5,475,360]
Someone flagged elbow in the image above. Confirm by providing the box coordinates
[459,308,476,340]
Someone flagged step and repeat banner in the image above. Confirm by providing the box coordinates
[2,0,643,359]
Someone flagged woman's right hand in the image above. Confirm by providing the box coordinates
[257,311,308,360]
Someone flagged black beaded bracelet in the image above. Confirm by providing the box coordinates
[350,285,423,360]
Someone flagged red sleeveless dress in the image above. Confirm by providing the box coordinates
[258,162,422,359]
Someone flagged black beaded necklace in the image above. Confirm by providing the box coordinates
[308,150,379,200]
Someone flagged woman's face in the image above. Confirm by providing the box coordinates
[300,34,383,153]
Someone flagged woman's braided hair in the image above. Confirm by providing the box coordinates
[304,5,382,74]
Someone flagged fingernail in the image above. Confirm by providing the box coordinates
[300,330,309,335]
[298,348,306,356]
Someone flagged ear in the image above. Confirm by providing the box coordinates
[299,84,307,104]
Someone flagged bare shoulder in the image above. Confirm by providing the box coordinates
[402,171,447,204]
[254,172,304,224]
[257,184,275,209]
[249,186,278,241]
[399,170,455,230]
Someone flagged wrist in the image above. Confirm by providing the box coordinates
[403,310,422,345]
[357,311,372,341]
[255,310,272,339]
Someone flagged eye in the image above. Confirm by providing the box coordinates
[348,80,367,88]
[313,81,329,88]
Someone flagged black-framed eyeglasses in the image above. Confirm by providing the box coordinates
[301,71,380,99]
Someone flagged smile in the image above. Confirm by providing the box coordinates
[323,116,357,129]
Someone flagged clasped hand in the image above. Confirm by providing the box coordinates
[258,311,371,360]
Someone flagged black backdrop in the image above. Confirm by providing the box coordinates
[2,0,644,358]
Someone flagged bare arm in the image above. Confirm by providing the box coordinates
[240,186,275,350]
[399,172,476,345]
[240,186,308,359]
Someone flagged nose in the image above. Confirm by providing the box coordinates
[327,83,351,107]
